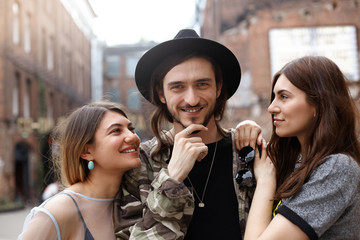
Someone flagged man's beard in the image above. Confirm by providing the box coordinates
[172,104,215,132]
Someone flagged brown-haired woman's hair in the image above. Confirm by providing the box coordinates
[267,56,360,200]
[149,52,229,157]
[51,101,127,186]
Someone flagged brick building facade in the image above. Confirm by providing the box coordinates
[201,0,360,138]
[0,0,95,203]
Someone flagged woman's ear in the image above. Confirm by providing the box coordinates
[312,107,317,118]
[80,144,94,161]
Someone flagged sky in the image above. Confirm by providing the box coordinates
[89,0,198,45]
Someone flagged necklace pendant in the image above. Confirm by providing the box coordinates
[198,202,205,208]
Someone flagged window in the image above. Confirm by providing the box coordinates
[106,56,120,77]
[269,25,359,81]
[12,73,20,116]
[126,56,138,77]
[81,66,85,94]
[24,80,31,118]
[41,29,46,66]
[66,52,72,85]
[13,2,20,44]
[58,46,65,78]
[47,36,54,70]
[47,92,54,119]
[24,13,31,53]
[76,63,84,94]
[127,87,140,110]
[108,88,120,103]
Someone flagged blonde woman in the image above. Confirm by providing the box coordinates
[18,101,141,240]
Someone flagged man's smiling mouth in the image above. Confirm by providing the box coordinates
[183,108,201,113]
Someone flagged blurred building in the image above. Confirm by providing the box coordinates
[0,0,97,203]
[200,0,360,137]
[103,43,157,141]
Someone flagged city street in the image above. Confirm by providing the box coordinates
[0,207,31,240]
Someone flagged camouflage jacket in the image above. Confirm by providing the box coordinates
[114,129,255,239]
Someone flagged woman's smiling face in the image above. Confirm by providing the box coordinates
[86,110,141,173]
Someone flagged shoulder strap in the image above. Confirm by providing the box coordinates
[61,192,95,240]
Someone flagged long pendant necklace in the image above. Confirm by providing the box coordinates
[187,141,218,208]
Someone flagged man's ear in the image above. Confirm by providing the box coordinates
[80,144,94,161]
[156,85,166,103]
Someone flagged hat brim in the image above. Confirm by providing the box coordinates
[135,37,241,103]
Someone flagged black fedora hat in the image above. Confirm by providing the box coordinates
[135,29,241,103]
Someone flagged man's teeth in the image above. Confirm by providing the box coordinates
[123,149,136,153]
[185,109,199,113]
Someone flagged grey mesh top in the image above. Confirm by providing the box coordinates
[18,190,115,240]
[275,153,360,240]
[62,192,94,240]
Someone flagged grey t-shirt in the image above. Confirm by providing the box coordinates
[276,153,360,240]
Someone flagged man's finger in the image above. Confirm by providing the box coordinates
[183,124,208,136]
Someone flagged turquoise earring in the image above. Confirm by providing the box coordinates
[88,161,94,170]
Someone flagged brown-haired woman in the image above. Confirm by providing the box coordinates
[18,101,141,240]
[245,56,360,240]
